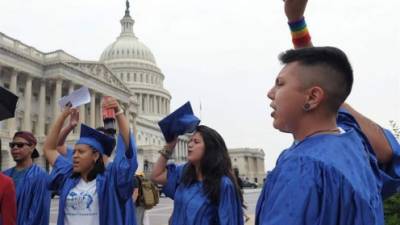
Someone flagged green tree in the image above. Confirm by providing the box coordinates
[384,121,400,225]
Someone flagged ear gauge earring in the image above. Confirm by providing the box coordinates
[303,103,311,111]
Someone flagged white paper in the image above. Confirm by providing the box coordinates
[58,86,91,109]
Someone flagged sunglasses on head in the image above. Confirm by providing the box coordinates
[9,142,31,148]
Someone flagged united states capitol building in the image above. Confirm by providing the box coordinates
[0,1,265,182]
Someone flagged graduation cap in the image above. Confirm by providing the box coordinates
[0,86,18,121]
[76,124,115,156]
[158,101,200,142]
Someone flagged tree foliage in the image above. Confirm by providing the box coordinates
[384,121,400,225]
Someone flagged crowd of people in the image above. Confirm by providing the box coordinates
[1,0,400,225]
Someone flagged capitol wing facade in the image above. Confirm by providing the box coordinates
[0,3,189,172]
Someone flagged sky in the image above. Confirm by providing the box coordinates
[0,0,399,171]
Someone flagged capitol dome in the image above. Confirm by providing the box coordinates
[99,3,156,65]
[100,34,156,64]
[98,0,171,121]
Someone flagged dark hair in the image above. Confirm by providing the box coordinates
[181,125,244,207]
[279,46,353,112]
[71,148,105,181]
[96,126,116,150]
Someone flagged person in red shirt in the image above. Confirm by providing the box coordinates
[0,172,17,225]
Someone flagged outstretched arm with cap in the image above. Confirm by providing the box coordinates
[151,139,178,185]
[43,108,76,166]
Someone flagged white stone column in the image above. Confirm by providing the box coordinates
[8,69,18,136]
[138,94,142,113]
[96,94,102,128]
[153,96,157,115]
[149,95,152,114]
[145,94,149,114]
[166,99,170,114]
[177,141,180,160]
[53,79,62,118]
[184,141,187,159]
[156,96,159,114]
[68,83,75,95]
[142,94,146,114]
[164,99,168,114]
[79,103,86,131]
[147,95,151,114]
[23,76,32,131]
[37,79,46,136]
[160,98,164,114]
[90,90,96,127]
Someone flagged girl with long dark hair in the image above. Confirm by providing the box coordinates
[151,125,244,225]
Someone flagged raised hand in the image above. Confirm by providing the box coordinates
[284,0,308,22]
[102,96,121,113]
[68,108,79,128]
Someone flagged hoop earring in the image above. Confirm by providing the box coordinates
[303,103,310,111]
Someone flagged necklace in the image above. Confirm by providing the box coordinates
[293,128,341,146]
[304,128,341,139]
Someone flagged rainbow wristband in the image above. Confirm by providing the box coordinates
[288,17,311,47]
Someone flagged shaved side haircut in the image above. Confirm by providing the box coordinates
[279,46,353,112]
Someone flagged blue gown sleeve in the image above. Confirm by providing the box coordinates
[218,177,244,225]
[337,108,361,130]
[27,170,51,225]
[257,157,321,225]
[47,155,73,192]
[162,163,186,199]
[338,108,400,198]
[110,130,138,202]
[380,129,400,198]
[65,145,74,161]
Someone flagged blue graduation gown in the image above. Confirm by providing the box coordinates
[337,109,400,199]
[3,164,51,225]
[163,163,244,225]
[64,142,137,225]
[48,132,138,225]
[255,109,400,225]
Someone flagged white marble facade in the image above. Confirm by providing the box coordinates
[0,4,189,172]
[229,148,266,185]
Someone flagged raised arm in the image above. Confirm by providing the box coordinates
[284,0,313,48]
[342,103,393,164]
[151,139,177,185]
[102,96,131,148]
[56,109,79,156]
[43,108,76,166]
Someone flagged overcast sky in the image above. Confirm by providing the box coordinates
[0,0,399,170]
